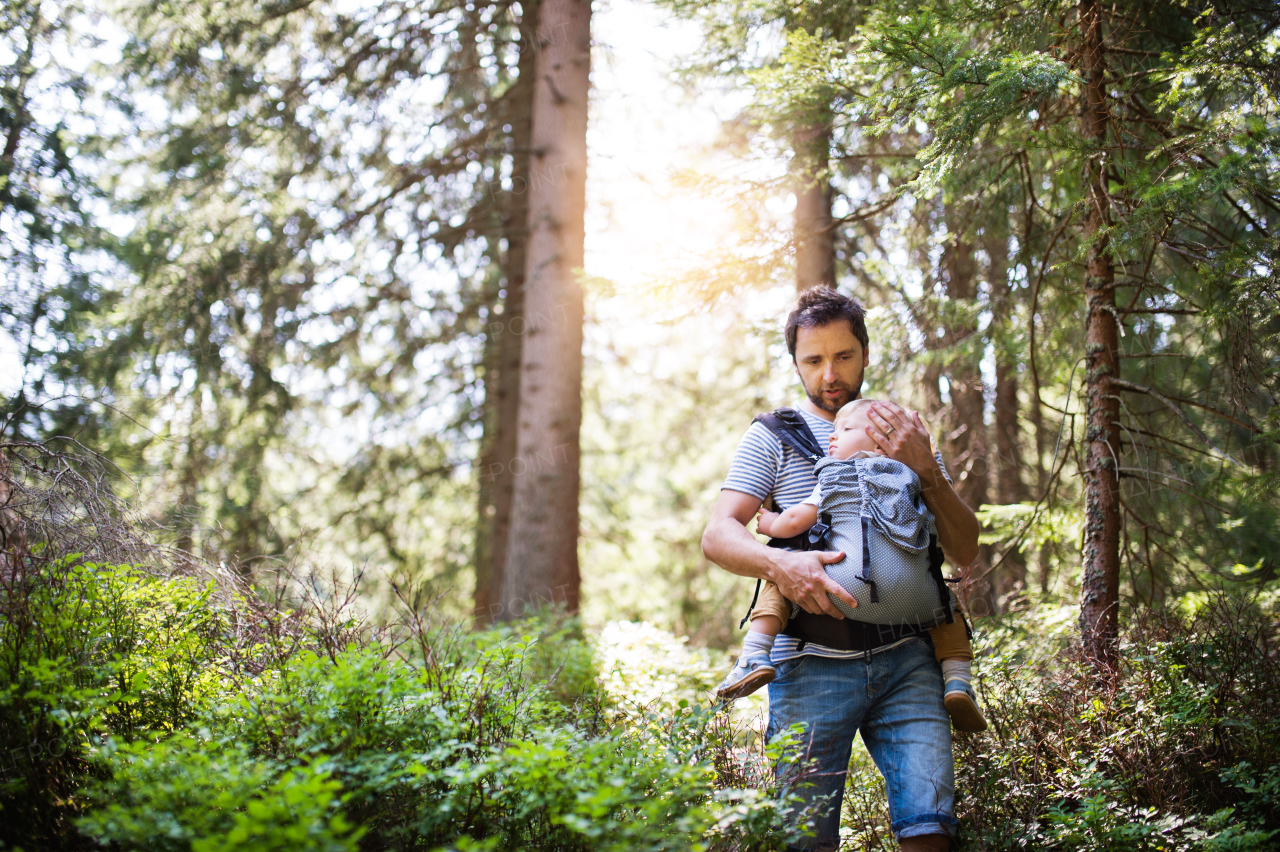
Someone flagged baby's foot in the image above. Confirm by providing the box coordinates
[715,650,776,701]
[944,680,988,732]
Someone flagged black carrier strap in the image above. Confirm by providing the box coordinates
[755,409,825,545]
[738,580,763,630]
[781,611,927,653]
[752,408,825,466]
[808,513,833,551]
[739,408,826,628]
[858,516,879,603]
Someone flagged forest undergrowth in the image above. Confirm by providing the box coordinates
[2,447,1279,851]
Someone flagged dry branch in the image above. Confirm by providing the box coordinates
[1110,380,1247,468]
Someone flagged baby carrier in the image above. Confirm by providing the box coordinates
[808,455,954,629]
[742,408,954,649]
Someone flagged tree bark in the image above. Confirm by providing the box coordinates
[940,212,996,615]
[499,0,588,619]
[175,419,201,558]
[1078,0,1122,670]
[794,121,835,292]
[987,216,1028,593]
[475,0,537,624]
[0,450,27,582]
[1029,293,1052,594]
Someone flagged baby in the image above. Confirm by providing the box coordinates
[716,398,987,732]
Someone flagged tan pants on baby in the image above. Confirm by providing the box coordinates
[753,580,973,662]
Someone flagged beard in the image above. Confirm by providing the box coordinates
[804,379,860,414]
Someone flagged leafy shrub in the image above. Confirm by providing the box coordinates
[954,594,1280,851]
[21,468,1280,852]
[78,738,360,852]
[74,635,812,852]
[0,555,812,851]
[595,620,727,712]
[0,560,227,847]
[10,543,1280,852]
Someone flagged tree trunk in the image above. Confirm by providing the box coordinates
[987,216,1028,594]
[0,450,27,582]
[1029,296,1052,594]
[0,8,39,176]
[474,281,501,618]
[499,0,588,619]
[941,212,996,616]
[794,121,835,292]
[475,0,537,624]
[175,427,201,558]
[1078,0,1122,670]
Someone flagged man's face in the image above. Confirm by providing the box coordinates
[793,321,869,417]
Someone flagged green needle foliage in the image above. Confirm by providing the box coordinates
[1,0,547,594]
[0,0,120,443]
[674,0,1279,605]
[853,0,1280,581]
[98,0,529,573]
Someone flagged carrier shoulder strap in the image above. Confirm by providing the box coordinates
[738,408,825,630]
[752,407,825,463]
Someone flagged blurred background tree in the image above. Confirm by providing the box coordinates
[0,0,1275,657]
[499,0,591,620]
[1,0,116,443]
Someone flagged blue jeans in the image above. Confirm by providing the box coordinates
[766,638,957,849]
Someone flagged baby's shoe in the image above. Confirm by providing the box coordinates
[715,651,776,701]
[944,680,988,733]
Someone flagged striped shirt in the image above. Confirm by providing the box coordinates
[721,404,952,662]
[722,407,835,512]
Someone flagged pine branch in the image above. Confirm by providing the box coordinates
[1110,378,1247,467]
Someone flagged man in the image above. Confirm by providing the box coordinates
[702,287,980,852]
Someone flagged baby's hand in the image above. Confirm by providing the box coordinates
[756,508,781,537]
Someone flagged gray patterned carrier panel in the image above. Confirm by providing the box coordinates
[808,455,952,628]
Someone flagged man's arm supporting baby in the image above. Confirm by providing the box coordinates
[702,490,856,618]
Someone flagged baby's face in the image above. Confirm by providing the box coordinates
[828,406,881,459]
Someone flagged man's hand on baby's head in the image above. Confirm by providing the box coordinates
[866,401,936,476]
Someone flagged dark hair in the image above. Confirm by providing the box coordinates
[784,287,869,358]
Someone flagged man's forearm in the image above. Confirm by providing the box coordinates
[701,517,781,583]
[703,491,858,618]
[919,468,980,566]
